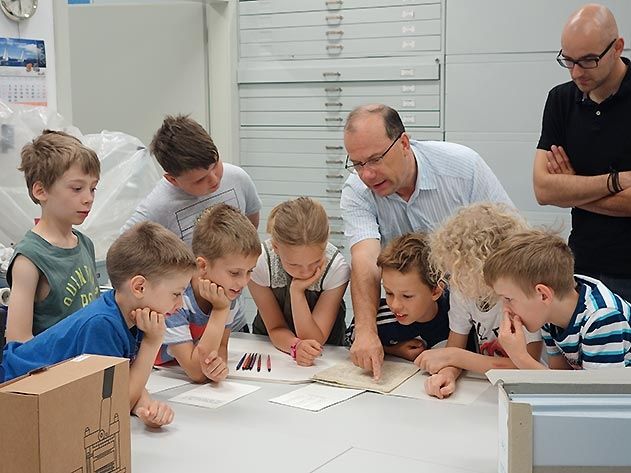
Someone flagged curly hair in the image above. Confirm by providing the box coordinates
[429,203,527,301]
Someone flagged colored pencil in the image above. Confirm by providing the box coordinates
[242,353,251,370]
[267,354,271,372]
[257,353,262,372]
[236,353,247,370]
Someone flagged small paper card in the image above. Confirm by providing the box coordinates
[269,383,364,412]
[170,381,260,409]
[312,359,419,394]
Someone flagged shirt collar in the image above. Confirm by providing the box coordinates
[412,141,437,191]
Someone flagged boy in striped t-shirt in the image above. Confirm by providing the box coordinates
[484,230,631,369]
[155,204,261,382]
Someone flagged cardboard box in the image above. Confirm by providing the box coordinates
[0,354,131,473]
[487,369,631,473]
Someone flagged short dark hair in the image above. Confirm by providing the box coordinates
[149,114,218,176]
[345,104,405,140]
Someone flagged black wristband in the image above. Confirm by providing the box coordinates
[607,172,616,194]
[613,171,623,193]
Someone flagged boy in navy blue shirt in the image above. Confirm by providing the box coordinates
[348,233,453,361]
[1,221,196,428]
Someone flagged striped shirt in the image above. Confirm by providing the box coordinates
[347,293,451,349]
[341,140,513,247]
[155,284,236,365]
[542,275,631,369]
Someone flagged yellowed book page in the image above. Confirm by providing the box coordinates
[313,359,419,394]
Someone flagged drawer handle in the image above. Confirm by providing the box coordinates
[330,230,344,235]
[329,216,343,221]
[326,15,343,21]
[326,189,342,194]
[325,87,342,92]
[326,30,344,36]
[326,45,344,51]
[325,102,343,107]
[325,160,344,164]
[326,174,345,179]
[322,72,341,77]
[325,145,343,150]
[325,0,343,5]
[325,117,344,122]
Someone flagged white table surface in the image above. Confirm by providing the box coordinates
[132,334,499,473]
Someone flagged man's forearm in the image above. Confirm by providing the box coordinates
[536,173,610,208]
[350,268,381,334]
[579,188,631,217]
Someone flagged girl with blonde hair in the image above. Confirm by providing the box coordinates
[415,203,542,399]
[249,197,349,366]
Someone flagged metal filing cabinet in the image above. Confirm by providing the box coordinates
[237,0,445,321]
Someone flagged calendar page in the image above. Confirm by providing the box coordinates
[0,37,47,106]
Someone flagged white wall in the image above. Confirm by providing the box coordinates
[444,0,631,229]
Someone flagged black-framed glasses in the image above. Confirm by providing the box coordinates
[556,38,617,69]
[345,132,403,174]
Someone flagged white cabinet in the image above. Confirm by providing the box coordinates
[237,0,446,322]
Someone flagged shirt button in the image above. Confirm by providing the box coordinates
[596,110,601,116]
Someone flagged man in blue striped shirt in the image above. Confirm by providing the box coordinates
[484,230,631,369]
[341,104,512,379]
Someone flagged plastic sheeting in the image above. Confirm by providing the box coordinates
[0,101,162,261]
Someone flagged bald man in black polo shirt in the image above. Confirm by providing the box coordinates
[534,3,631,301]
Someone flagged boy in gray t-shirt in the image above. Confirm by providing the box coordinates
[121,115,262,332]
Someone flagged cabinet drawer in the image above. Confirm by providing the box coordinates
[240,127,442,167]
[245,165,346,184]
[240,94,439,113]
[240,4,440,30]
[238,56,440,83]
[239,81,439,98]
[241,110,440,128]
[240,0,438,16]
[240,19,439,45]
[255,179,344,198]
[240,35,440,60]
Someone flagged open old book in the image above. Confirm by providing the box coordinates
[312,359,419,394]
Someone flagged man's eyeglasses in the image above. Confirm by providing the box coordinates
[345,132,403,174]
[556,38,617,69]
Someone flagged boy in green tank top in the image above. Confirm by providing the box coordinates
[6,131,101,342]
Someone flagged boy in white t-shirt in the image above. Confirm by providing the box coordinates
[121,115,262,332]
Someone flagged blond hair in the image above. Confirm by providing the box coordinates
[377,233,437,288]
[107,221,196,289]
[19,130,100,205]
[150,114,218,177]
[429,203,527,300]
[267,197,329,247]
[483,229,575,298]
[192,203,261,261]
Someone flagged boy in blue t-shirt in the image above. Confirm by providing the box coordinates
[348,233,453,361]
[484,230,631,369]
[1,221,196,427]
